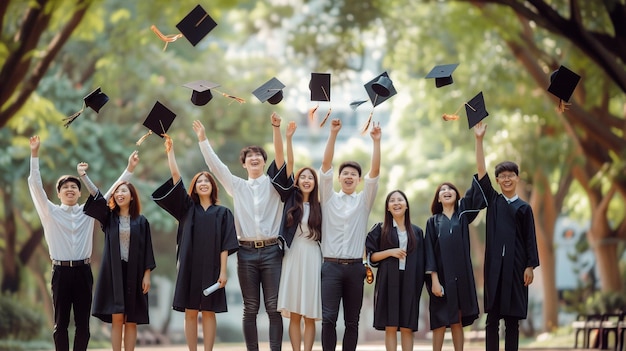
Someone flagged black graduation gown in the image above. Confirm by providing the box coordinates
[424,175,489,329]
[152,178,239,312]
[481,173,539,319]
[266,161,298,247]
[366,222,425,331]
[84,191,156,324]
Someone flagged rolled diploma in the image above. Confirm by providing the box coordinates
[203,282,221,296]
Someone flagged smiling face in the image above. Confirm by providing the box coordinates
[496,171,519,197]
[113,184,133,209]
[243,151,266,178]
[57,180,81,206]
[338,166,361,195]
[438,183,458,207]
[297,168,316,196]
[387,191,407,220]
[195,174,214,198]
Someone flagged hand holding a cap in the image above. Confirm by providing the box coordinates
[192,120,207,142]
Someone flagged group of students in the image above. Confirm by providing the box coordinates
[28,112,538,351]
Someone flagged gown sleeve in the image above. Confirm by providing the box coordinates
[424,216,438,274]
[83,190,111,227]
[151,178,191,220]
[267,160,294,202]
[366,223,383,268]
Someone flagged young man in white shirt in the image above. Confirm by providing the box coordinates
[193,117,287,351]
[28,136,138,351]
[319,119,381,351]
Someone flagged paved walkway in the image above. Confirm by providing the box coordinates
[86,342,584,351]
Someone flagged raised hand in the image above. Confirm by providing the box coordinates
[77,162,88,176]
[127,150,140,173]
[164,134,173,153]
[192,120,207,142]
[286,121,297,138]
[474,121,487,139]
[29,136,40,156]
[271,112,281,127]
[370,122,381,141]
[330,118,342,134]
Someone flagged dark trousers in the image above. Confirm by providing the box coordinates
[237,245,283,351]
[51,264,93,351]
[321,261,366,351]
[485,271,520,351]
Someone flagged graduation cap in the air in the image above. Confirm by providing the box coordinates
[308,73,333,127]
[136,101,177,146]
[151,4,217,50]
[547,65,580,112]
[442,91,489,129]
[356,71,397,134]
[425,63,459,88]
[63,87,109,128]
[252,77,285,105]
[183,80,245,106]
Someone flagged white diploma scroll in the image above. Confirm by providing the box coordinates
[203,282,221,296]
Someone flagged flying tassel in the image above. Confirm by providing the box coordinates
[319,108,332,127]
[308,105,319,122]
[136,130,153,146]
[557,99,570,113]
[163,134,172,153]
[442,102,465,122]
[62,110,83,128]
[150,25,183,51]
[360,110,374,135]
[214,89,245,104]
[350,100,367,111]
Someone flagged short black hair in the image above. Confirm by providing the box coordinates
[56,175,81,192]
[494,161,519,177]
[338,161,362,177]
[239,145,268,164]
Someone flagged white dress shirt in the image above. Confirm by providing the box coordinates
[319,166,379,259]
[28,157,132,261]
[394,220,408,270]
[198,140,283,239]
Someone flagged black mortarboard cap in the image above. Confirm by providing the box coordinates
[63,87,109,128]
[183,80,220,106]
[142,101,177,137]
[465,91,489,129]
[176,4,218,47]
[425,63,459,88]
[84,87,109,112]
[364,72,397,107]
[252,77,285,105]
[309,73,331,101]
[547,65,580,103]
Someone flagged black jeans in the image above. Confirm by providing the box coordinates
[485,272,520,351]
[321,261,366,351]
[237,244,283,351]
[51,264,93,351]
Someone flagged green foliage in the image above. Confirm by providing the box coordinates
[0,294,45,341]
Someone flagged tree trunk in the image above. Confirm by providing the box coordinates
[1,188,19,293]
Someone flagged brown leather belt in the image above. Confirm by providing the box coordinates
[323,257,362,265]
[52,258,91,267]
[239,238,279,249]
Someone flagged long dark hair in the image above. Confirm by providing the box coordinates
[285,167,322,241]
[430,182,461,215]
[381,190,415,252]
[108,181,141,219]
[188,171,219,204]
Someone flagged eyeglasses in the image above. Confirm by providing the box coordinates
[497,174,517,180]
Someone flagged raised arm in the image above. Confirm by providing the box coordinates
[271,112,284,169]
[368,122,381,178]
[77,162,98,196]
[321,119,342,173]
[285,121,297,177]
[164,135,181,184]
[193,120,236,195]
[474,121,487,180]
[102,150,138,200]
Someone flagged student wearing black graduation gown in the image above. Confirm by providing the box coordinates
[474,122,539,351]
[152,135,238,351]
[424,141,490,351]
[81,172,155,351]
[366,190,425,351]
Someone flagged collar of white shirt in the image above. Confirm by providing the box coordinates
[503,194,519,203]
[59,203,81,212]
[247,175,266,186]
[338,190,357,199]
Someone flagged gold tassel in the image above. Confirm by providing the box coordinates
[136,130,153,146]
[557,99,570,113]
[214,89,245,104]
[319,108,332,127]
[360,110,374,135]
[62,110,83,128]
[442,114,459,121]
[150,25,183,51]
[308,105,319,122]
